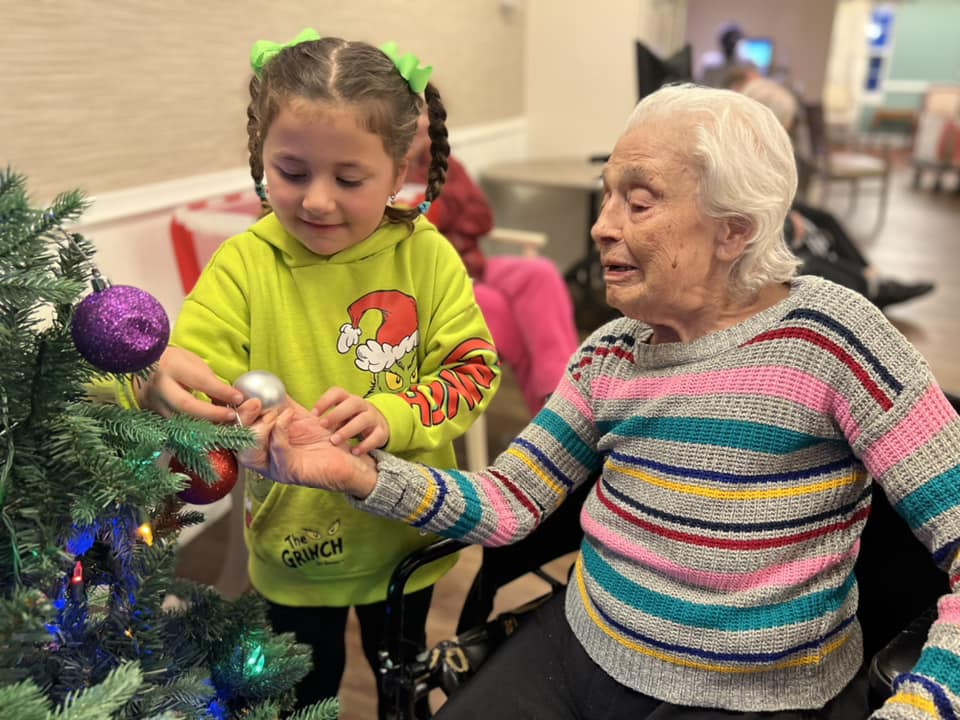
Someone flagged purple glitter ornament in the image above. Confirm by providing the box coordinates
[71,285,170,373]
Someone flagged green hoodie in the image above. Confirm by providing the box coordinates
[171,213,500,606]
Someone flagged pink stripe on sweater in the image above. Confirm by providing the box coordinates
[476,472,519,545]
[591,366,861,442]
[937,595,960,625]
[556,375,593,421]
[581,509,859,592]
[863,385,957,476]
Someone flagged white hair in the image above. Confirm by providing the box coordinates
[625,83,800,299]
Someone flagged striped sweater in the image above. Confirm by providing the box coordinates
[359,276,960,716]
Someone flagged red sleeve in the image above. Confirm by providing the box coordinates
[428,156,494,239]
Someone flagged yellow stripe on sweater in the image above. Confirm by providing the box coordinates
[404,465,439,524]
[573,557,850,672]
[886,691,938,715]
[506,446,567,499]
[608,459,864,501]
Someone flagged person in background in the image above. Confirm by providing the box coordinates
[242,84,960,718]
[727,66,936,311]
[133,30,500,717]
[698,22,754,88]
[403,109,580,416]
[727,63,800,132]
[785,199,934,309]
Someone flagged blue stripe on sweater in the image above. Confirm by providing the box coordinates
[608,450,857,484]
[412,468,450,528]
[534,408,602,468]
[581,542,856,630]
[895,463,960,530]
[933,538,960,567]
[786,308,903,393]
[445,469,482,537]
[601,476,872,534]
[598,416,835,455]
[512,437,575,492]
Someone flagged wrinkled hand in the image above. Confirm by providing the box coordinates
[239,401,377,497]
[137,347,252,424]
[312,387,390,454]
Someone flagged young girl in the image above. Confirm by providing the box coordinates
[136,31,500,715]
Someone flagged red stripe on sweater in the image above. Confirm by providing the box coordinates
[595,480,870,550]
[744,327,892,411]
[489,468,541,526]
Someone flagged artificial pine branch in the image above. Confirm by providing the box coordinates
[1,171,335,718]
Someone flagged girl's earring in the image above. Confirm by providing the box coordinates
[388,193,397,205]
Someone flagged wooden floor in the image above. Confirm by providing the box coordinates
[176,163,960,719]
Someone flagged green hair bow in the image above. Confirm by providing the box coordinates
[250,28,321,77]
[379,41,433,94]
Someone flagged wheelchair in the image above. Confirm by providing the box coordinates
[378,392,960,719]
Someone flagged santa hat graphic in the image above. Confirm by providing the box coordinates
[337,290,420,372]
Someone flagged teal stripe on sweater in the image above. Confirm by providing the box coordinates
[447,469,482,537]
[914,645,960,700]
[581,542,855,630]
[597,415,833,455]
[896,464,960,530]
[535,408,602,467]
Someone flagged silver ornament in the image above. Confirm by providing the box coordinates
[233,370,287,410]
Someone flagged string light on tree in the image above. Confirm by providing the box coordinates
[136,522,154,546]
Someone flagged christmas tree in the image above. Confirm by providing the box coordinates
[0,170,339,720]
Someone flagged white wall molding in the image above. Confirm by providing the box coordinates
[450,116,528,174]
[77,169,253,230]
[75,116,528,231]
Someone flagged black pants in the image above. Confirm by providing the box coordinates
[267,587,433,719]
[790,201,871,296]
[436,591,871,719]
[792,201,870,268]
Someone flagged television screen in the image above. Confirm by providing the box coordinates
[737,37,774,75]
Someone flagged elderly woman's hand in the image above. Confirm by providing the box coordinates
[239,401,379,498]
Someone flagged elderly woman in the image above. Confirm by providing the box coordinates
[241,84,960,718]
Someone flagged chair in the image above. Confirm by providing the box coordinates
[911,84,960,192]
[799,102,893,237]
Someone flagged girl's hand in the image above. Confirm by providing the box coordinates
[311,387,390,455]
[137,346,245,424]
[240,403,378,498]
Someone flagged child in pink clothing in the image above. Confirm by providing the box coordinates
[405,115,579,415]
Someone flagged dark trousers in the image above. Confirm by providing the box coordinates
[792,201,870,268]
[791,201,871,295]
[436,591,871,719]
[267,587,433,719]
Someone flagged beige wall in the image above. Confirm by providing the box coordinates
[526,0,688,159]
[685,0,837,101]
[1,0,525,202]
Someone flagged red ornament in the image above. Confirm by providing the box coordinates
[169,448,238,505]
